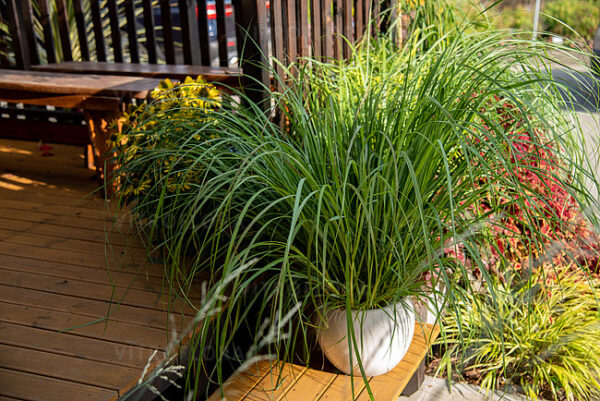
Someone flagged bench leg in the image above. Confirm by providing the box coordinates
[401,359,426,397]
[84,110,119,196]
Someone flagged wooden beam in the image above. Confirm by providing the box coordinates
[0,118,89,146]
[0,91,121,111]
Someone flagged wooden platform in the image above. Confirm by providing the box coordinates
[208,323,439,401]
[0,139,195,401]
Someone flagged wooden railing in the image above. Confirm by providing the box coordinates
[2,0,237,68]
[0,0,395,123]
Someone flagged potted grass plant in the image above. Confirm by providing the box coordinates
[113,15,599,399]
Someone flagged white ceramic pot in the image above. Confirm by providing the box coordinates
[316,299,415,376]
[420,284,447,325]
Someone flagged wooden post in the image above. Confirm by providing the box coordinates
[84,110,121,196]
[233,0,270,107]
[401,358,426,396]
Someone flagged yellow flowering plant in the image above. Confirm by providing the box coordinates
[112,76,221,208]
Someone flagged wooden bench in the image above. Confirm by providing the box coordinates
[0,69,163,190]
[207,323,439,401]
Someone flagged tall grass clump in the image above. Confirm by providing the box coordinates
[114,19,599,400]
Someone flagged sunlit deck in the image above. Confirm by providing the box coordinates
[0,139,193,400]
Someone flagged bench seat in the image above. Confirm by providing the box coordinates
[32,61,242,87]
[0,69,163,193]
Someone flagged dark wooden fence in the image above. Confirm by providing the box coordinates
[0,0,396,141]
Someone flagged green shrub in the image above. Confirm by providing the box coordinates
[114,12,600,400]
[491,7,534,32]
[113,76,221,215]
[543,0,600,41]
[440,269,600,400]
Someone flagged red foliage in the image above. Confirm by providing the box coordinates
[468,95,600,277]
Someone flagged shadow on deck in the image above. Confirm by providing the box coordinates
[0,139,195,401]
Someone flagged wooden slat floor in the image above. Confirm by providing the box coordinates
[208,323,440,401]
[0,139,195,401]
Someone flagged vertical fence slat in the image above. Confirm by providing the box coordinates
[299,0,309,58]
[90,0,107,61]
[355,0,362,40]
[233,0,269,105]
[272,0,284,86]
[215,0,228,66]
[159,0,176,64]
[107,0,123,62]
[72,0,90,60]
[312,0,321,60]
[380,0,390,33]
[195,0,211,65]
[6,0,32,69]
[322,0,333,59]
[285,0,297,66]
[334,0,342,58]
[373,0,380,34]
[124,0,139,62]
[196,0,211,65]
[37,0,56,64]
[390,0,400,45]
[55,0,73,61]
[345,0,353,57]
[19,0,39,65]
[142,0,157,63]
[0,8,9,67]
[179,0,201,65]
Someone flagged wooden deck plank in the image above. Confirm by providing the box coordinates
[279,368,337,400]
[207,360,275,401]
[0,254,165,292]
[243,362,307,401]
[354,324,439,401]
[0,302,172,350]
[0,218,140,248]
[0,198,112,220]
[0,242,165,278]
[0,367,116,401]
[315,374,365,400]
[0,344,139,390]
[1,230,149,258]
[0,322,161,369]
[0,268,197,315]
[0,284,185,330]
[0,207,132,234]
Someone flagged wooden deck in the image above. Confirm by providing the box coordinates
[0,139,195,401]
